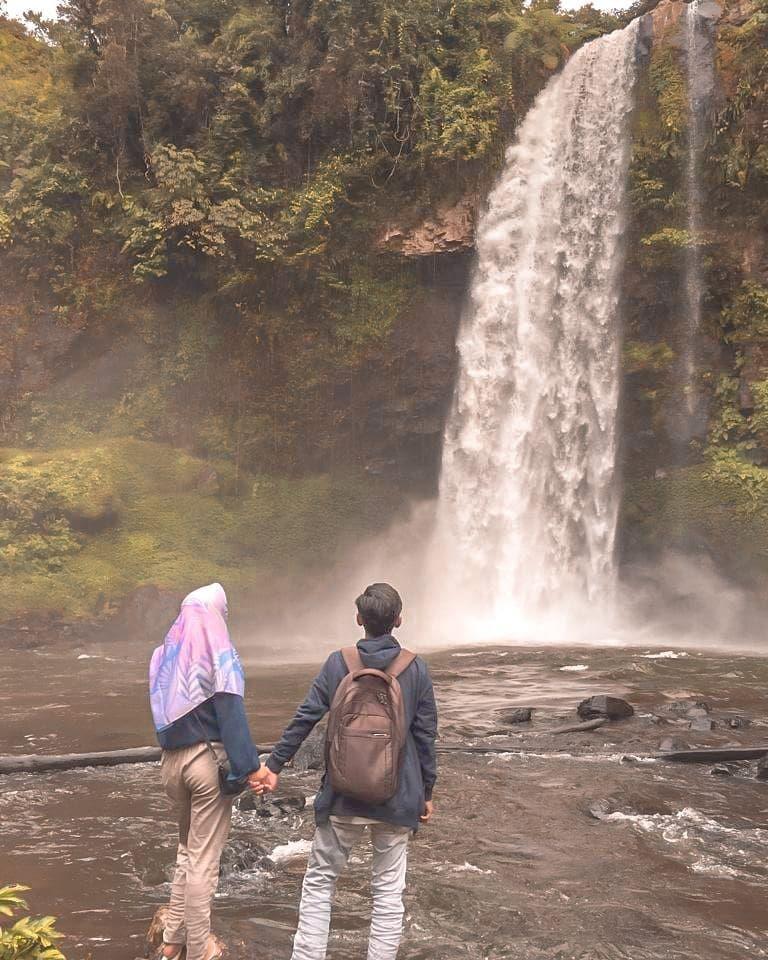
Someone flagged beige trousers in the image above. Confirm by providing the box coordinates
[161,743,234,960]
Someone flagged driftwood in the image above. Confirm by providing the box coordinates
[545,718,607,735]
[656,746,768,763]
[0,746,163,775]
[1,721,610,776]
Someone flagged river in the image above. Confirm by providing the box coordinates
[3,639,768,959]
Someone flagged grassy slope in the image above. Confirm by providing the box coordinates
[0,439,402,620]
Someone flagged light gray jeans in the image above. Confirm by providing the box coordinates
[161,742,234,960]
[291,817,411,960]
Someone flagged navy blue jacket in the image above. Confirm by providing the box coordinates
[267,635,438,829]
[156,692,262,783]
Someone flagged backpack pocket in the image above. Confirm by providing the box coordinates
[332,718,396,804]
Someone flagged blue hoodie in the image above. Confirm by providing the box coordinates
[267,635,438,829]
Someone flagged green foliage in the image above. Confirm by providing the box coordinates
[0,450,116,574]
[648,44,687,139]
[623,339,675,375]
[720,281,768,342]
[0,439,404,619]
[640,226,698,249]
[0,1,619,477]
[638,226,703,269]
[419,49,502,163]
[0,885,66,960]
[622,460,768,587]
[708,374,745,446]
[715,0,768,189]
[704,447,768,518]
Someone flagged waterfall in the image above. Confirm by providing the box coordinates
[679,0,716,432]
[430,23,639,633]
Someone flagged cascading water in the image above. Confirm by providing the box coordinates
[678,0,716,437]
[430,22,640,634]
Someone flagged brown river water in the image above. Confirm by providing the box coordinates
[3,639,768,959]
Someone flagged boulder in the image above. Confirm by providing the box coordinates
[710,764,736,776]
[220,838,269,877]
[497,708,534,725]
[689,717,715,732]
[587,798,618,821]
[685,706,709,719]
[290,725,326,772]
[661,699,710,717]
[659,736,689,752]
[726,715,751,729]
[238,793,306,817]
[576,696,634,721]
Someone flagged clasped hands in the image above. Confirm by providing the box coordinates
[248,764,279,795]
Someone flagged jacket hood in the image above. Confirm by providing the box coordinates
[356,634,401,670]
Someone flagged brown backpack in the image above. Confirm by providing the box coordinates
[326,646,416,805]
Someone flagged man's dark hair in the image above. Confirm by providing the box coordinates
[355,583,403,637]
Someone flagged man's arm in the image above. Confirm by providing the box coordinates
[411,660,438,803]
[265,657,335,775]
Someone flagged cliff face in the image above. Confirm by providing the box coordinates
[1,0,767,625]
[617,0,768,595]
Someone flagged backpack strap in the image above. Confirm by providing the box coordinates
[385,648,417,678]
[341,646,364,673]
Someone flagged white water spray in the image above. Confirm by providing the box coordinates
[430,23,639,636]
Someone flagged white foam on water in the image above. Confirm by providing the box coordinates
[452,862,493,875]
[268,839,313,863]
[641,651,688,660]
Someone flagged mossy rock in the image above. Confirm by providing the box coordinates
[622,459,768,593]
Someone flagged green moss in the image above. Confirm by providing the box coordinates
[0,438,403,619]
[623,458,768,586]
[649,44,688,139]
[623,339,676,374]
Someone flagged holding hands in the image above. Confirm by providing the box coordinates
[248,764,280,795]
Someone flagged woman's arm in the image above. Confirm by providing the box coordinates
[213,692,262,781]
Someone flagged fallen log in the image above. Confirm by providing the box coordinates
[546,718,607,735]
[0,746,164,775]
[1,723,609,776]
[655,746,768,763]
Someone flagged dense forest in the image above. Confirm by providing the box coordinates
[0,0,767,624]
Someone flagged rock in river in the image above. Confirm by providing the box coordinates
[755,755,768,781]
[238,793,306,816]
[290,725,326,772]
[497,707,534,725]
[577,696,634,721]
[689,717,715,732]
[659,737,689,752]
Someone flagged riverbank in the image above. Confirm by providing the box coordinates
[3,642,768,959]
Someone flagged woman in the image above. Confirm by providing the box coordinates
[149,583,265,960]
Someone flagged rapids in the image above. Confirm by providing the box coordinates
[3,642,768,959]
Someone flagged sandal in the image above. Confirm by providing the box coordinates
[203,936,224,960]
[161,946,185,960]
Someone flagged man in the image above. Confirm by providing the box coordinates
[253,582,438,960]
